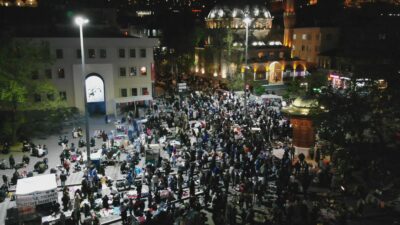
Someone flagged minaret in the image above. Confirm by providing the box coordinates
[283,0,296,47]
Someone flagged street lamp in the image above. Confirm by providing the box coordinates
[243,16,252,115]
[75,16,91,166]
[243,16,251,68]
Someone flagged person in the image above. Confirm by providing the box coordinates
[62,191,70,211]
[120,202,128,224]
[2,175,8,187]
[22,155,30,164]
[64,159,70,175]
[9,154,15,169]
[102,195,109,209]
[59,211,66,225]
[60,171,67,187]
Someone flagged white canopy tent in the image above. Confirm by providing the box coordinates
[16,174,58,210]
[113,95,153,117]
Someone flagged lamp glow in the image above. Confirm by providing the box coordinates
[75,16,89,26]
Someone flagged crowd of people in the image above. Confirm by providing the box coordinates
[2,88,341,225]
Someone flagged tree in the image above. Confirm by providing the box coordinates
[0,38,66,143]
[226,75,244,92]
[313,76,400,212]
[283,70,328,99]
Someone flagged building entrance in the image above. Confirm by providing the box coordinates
[85,74,106,115]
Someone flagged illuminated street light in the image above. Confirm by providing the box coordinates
[75,16,91,166]
[243,16,252,114]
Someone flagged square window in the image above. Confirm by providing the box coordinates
[130,67,137,76]
[142,87,149,95]
[119,49,125,58]
[302,34,307,40]
[100,49,107,58]
[88,49,95,58]
[45,69,52,79]
[58,68,65,78]
[47,93,55,101]
[131,88,138,96]
[121,88,127,97]
[34,94,41,102]
[293,34,297,40]
[59,91,67,100]
[140,66,147,76]
[120,67,126,77]
[140,49,146,58]
[56,49,63,59]
[76,49,82,59]
[130,49,136,58]
[32,70,39,80]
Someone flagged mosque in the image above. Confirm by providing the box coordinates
[194,0,307,85]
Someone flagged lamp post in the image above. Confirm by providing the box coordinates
[75,16,91,166]
[243,16,251,115]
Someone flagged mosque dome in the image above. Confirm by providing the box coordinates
[282,97,320,117]
[207,4,272,20]
[205,3,273,40]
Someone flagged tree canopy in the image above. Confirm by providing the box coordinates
[0,37,66,142]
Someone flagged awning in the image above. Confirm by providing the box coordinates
[16,174,57,195]
[113,95,153,104]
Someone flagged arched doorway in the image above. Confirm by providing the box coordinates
[295,64,305,77]
[269,62,282,84]
[85,74,106,115]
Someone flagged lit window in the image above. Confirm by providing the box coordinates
[88,49,95,58]
[302,34,307,40]
[140,66,147,76]
[292,45,296,50]
[120,67,126,77]
[58,68,65,79]
[293,34,297,40]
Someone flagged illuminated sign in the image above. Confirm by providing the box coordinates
[85,76,104,103]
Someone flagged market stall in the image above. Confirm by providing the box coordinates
[15,174,58,216]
